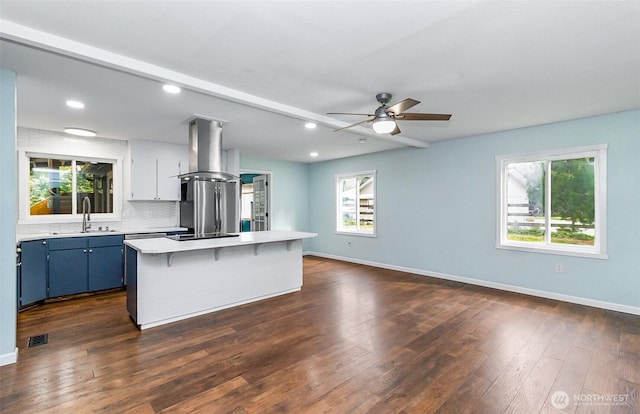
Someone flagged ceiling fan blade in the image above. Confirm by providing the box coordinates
[327,112,375,117]
[398,113,452,121]
[390,123,401,136]
[333,118,374,132]
[386,98,420,115]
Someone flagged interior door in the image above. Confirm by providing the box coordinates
[252,174,269,231]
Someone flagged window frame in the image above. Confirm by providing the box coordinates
[496,144,607,259]
[335,170,377,237]
[19,151,121,224]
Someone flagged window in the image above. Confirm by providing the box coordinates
[336,170,376,236]
[29,156,114,217]
[497,145,607,258]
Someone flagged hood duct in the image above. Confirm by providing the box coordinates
[179,117,236,181]
[178,117,240,238]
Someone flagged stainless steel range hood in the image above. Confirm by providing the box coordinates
[179,118,237,181]
[178,117,240,238]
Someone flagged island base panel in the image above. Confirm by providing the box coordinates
[130,239,303,329]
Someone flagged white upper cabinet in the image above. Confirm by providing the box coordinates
[129,140,188,201]
[224,149,240,177]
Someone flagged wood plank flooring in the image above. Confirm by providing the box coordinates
[1,256,639,413]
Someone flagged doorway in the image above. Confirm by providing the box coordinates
[240,172,271,232]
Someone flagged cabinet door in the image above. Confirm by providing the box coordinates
[20,240,48,306]
[89,246,124,291]
[129,140,158,200]
[156,143,188,200]
[49,249,88,297]
[224,149,240,177]
[130,140,187,201]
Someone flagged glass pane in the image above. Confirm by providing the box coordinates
[357,176,374,232]
[339,177,356,231]
[241,183,253,220]
[550,158,595,246]
[29,158,73,215]
[76,161,114,214]
[506,161,545,242]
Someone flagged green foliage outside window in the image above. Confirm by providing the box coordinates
[550,158,595,230]
[29,157,113,215]
[506,156,596,247]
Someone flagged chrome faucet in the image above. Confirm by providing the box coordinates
[82,196,91,232]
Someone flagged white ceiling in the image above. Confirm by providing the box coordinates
[1,0,639,163]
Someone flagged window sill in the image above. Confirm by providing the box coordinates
[18,214,121,225]
[336,231,377,238]
[496,242,608,259]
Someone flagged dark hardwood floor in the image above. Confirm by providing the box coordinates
[2,256,639,413]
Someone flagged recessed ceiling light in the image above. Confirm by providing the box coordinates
[64,128,96,137]
[305,122,317,129]
[66,100,85,109]
[163,84,181,94]
[310,152,319,157]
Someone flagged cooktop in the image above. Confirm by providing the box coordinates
[167,233,240,241]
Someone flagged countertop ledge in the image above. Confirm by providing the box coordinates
[125,230,318,254]
[17,227,188,243]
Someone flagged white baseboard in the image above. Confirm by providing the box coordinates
[0,347,18,366]
[308,252,640,316]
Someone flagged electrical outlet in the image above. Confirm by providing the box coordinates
[347,239,352,247]
[555,263,564,273]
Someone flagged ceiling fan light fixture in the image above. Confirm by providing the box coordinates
[372,119,396,134]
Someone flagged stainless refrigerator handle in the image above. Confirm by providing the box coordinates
[216,185,222,233]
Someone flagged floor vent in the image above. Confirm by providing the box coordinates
[28,334,48,348]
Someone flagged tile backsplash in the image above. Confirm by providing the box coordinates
[17,127,181,235]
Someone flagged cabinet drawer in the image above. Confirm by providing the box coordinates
[48,237,88,251]
[89,235,124,247]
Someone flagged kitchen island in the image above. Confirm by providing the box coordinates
[124,230,317,329]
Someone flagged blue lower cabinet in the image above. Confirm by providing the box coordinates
[89,245,124,291]
[89,235,125,291]
[19,240,48,306]
[47,235,125,298]
[49,248,89,297]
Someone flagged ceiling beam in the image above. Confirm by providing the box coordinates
[0,20,429,149]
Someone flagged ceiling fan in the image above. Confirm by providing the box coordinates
[328,93,451,135]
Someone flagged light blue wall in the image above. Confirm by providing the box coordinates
[0,70,17,365]
[240,154,311,235]
[2,107,636,364]
[308,110,640,310]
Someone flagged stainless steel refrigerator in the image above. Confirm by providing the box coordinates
[179,177,239,236]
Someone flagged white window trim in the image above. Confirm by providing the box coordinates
[496,144,607,259]
[335,170,377,237]
[18,150,122,224]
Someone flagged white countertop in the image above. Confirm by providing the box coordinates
[16,227,188,243]
[124,230,317,254]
